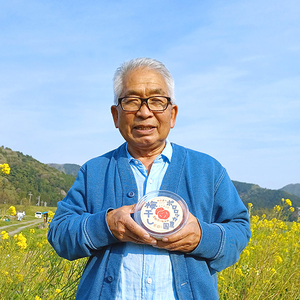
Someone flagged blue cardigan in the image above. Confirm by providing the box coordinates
[48,143,251,300]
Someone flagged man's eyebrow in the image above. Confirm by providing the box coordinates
[124,88,166,96]
[150,88,166,95]
[123,90,140,96]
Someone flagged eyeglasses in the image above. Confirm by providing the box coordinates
[117,96,171,112]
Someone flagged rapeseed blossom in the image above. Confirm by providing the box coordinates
[285,199,292,206]
[8,206,16,216]
[247,203,253,216]
[36,242,43,249]
[1,231,9,240]
[48,210,55,220]
[16,233,27,250]
[274,205,281,212]
[275,254,283,264]
[0,163,10,175]
[235,267,244,277]
[16,273,23,282]
[291,222,300,232]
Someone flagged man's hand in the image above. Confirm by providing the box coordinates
[155,212,201,253]
[106,204,157,246]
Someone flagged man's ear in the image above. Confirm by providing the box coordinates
[170,105,178,129]
[111,105,119,128]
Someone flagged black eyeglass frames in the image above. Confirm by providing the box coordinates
[117,96,171,112]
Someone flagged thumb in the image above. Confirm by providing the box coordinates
[129,204,136,214]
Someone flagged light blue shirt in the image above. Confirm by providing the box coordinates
[115,141,178,300]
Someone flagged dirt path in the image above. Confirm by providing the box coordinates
[0,219,40,230]
[0,219,44,236]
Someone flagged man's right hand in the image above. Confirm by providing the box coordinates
[106,204,157,246]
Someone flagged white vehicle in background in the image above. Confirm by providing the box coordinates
[35,211,42,218]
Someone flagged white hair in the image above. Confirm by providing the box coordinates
[113,58,175,105]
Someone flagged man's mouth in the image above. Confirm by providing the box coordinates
[134,126,155,130]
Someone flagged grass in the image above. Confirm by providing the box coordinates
[1,200,299,300]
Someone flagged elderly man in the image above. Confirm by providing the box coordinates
[48,58,251,300]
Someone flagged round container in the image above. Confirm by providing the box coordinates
[134,190,189,239]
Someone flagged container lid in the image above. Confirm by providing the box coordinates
[134,190,189,239]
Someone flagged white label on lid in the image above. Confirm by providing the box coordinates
[140,196,183,233]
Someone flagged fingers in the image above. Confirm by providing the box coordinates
[106,206,201,252]
[106,204,157,245]
[155,212,201,253]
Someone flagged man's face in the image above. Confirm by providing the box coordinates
[111,67,178,154]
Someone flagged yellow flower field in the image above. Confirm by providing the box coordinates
[218,200,300,300]
[0,200,299,299]
[0,213,87,300]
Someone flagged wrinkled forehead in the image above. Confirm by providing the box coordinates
[121,67,168,96]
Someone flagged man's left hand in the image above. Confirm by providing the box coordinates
[155,212,201,253]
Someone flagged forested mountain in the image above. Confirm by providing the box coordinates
[1,146,300,212]
[0,146,75,207]
[48,163,81,176]
[280,183,300,198]
[232,181,300,210]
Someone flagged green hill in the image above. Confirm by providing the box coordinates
[0,146,76,207]
[47,163,81,176]
[280,183,300,198]
[232,180,300,209]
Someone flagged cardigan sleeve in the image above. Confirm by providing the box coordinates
[47,167,119,261]
[189,169,251,272]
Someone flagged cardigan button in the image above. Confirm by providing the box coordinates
[127,191,135,198]
[107,276,113,282]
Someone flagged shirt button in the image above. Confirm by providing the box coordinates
[127,191,135,198]
[147,278,152,284]
[107,276,113,282]
[134,160,139,165]
[149,179,153,184]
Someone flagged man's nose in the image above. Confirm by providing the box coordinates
[136,101,153,116]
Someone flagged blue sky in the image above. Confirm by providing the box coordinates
[1,0,299,189]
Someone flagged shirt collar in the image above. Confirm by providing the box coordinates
[126,140,172,163]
